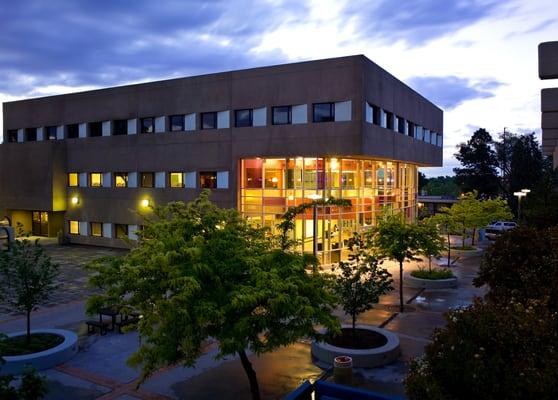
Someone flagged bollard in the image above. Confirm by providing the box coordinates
[333,355,353,385]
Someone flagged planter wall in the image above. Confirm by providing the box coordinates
[0,329,78,375]
[312,324,400,368]
[405,274,458,289]
[449,247,483,257]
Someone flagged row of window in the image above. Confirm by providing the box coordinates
[68,220,138,240]
[5,101,352,143]
[365,102,442,147]
[67,171,228,189]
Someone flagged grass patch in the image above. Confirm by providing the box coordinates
[411,268,454,280]
[1,333,64,356]
[450,245,476,251]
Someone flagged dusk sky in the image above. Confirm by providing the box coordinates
[1,0,557,176]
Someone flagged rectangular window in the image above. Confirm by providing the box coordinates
[169,115,184,132]
[69,220,79,235]
[89,122,102,137]
[68,173,79,187]
[90,222,102,237]
[386,112,394,130]
[313,103,334,123]
[7,129,17,142]
[199,171,217,188]
[140,172,154,188]
[372,105,381,125]
[397,117,405,134]
[169,172,184,188]
[89,172,103,187]
[201,112,217,130]
[140,117,154,134]
[67,124,79,139]
[272,106,291,125]
[235,109,253,127]
[25,128,37,141]
[407,121,415,137]
[113,119,127,135]
[45,126,57,140]
[115,224,128,239]
[114,172,128,188]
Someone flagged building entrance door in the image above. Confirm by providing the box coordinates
[32,211,49,236]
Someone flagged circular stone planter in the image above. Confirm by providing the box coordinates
[0,329,78,375]
[449,247,483,257]
[405,273,458,289]
[312,324,400,368]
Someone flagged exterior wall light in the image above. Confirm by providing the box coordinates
[71,196,79,205]
[141,199,150,208]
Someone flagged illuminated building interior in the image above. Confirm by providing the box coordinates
[240,157,418,264]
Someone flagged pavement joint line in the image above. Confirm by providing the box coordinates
[406,288,425,304]
[378,312,399,329]
[393,332,433,344]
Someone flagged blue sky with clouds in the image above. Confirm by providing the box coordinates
[1,0,557,176]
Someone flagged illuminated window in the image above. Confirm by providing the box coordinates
[272,106,291,125]
[67,124,79,139]
[68,173,79,187]
[114,173,128,188]
[201,112,217,130]
[90,222,102,237]
[140,117,154,134]
[169,115,184,131]
[235,109,253,127]
[115,224,128,239]
[169,172,184,188]
[200,171,217,188]
[313,103,334,123]
[90,173,103,187]
[140,172,154,188]
[69,220,79,235]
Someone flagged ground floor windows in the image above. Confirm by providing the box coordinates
[200,171,217,188]
[114,173,128,188]
[68,173,79,187]
[89,173,103,187]
[115,224,128,239]
[90,222,102,237]
[69,220,80,235]
[240,157,417,264]
[141,172,154,188]
[32,211,49,236]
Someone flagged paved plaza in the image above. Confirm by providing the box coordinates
[0,238,487,399]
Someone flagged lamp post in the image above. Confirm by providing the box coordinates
[513,189,529,222]
[307,193,322,258]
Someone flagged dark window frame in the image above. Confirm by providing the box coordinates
[25,128,37,142]
[169,172,184,188]
[199,171,218,189]
[67,124,79,139]
[234,109,253,127]
[140,117,155,134]
[90,222,103,237]
[69,220,80,235]
[169,115,185,132]
[89,172,103,187]
[396,116,405,134]
[45,126,57,140]
[114,172,128,188]
[115,224,128,239]
[201,112,217,130]
[272,106,292,125]
[371,104,381,125]
[68,173,79,187]
[140,172,155,188]
[113,119,128,136]
[89,121,103,137]
[312,102,335,123]
[7,129,18,143]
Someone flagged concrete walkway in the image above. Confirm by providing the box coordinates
[0,237,487,399]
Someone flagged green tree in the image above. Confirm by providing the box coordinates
[368,213,423,312]
[474,226,558,310]
[422,176,461,197]
[523,160,558,228]
[332,232,393,333]
[509,133,544,212]
[418,171,428,194]
[87,191,339,400]
[417,219,445,272]
[454,128,499,197]
[405,298,558,400]
[0,238,59,344]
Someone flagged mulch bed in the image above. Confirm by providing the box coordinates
[326,328,387,350]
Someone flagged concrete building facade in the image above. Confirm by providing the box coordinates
[0,55,443,263]
[539,41,558,168]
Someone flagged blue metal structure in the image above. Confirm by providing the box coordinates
[285,380,403,400]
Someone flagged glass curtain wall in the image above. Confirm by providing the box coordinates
[240,157,417,264]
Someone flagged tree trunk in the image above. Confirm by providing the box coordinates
[471,228,476,246]
[399,260,404,313]
[239,349,261,400]
[428,256,432,273]
[447,232,451,268]
[462,231,466,249]
[26,309,31,345]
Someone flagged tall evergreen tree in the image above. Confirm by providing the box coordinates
[453,128,499,197]
[509,132,544,194]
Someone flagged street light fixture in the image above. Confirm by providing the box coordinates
[513,189,529,221]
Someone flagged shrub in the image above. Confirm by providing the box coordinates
[405,298,558,400]
[474,226,558,310]
[410,268,454,280]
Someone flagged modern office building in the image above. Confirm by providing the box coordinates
[0,55,443,263]
[539,41,558,168]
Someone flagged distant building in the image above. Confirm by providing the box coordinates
[0,55,443,263]
[539,41,558,168]
[417,195,458,218]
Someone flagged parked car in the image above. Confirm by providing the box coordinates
[485,221,518,240]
